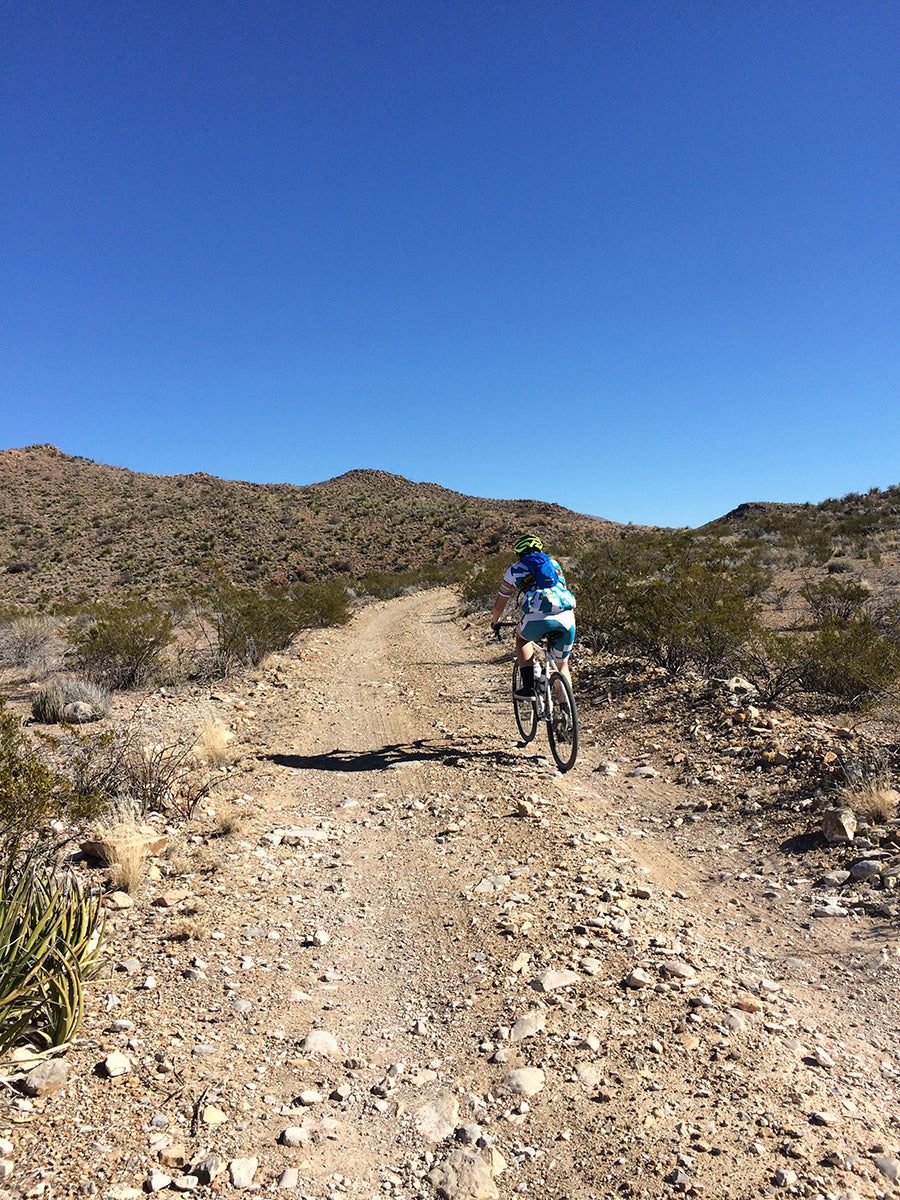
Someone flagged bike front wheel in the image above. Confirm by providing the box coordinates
[546,672,579,772]
[512,664,538,743]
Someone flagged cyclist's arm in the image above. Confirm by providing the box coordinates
[491,567,518,626]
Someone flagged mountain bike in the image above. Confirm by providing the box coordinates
[493,622,579,772]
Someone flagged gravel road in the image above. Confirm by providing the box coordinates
[7,590,900,1200]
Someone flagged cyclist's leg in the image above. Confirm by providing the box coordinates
[515,632,535,667]
[545,612,576,684]
[515,619,541,696]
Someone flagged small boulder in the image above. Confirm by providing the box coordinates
[22,1058,69,1097]
[822,807,856,844]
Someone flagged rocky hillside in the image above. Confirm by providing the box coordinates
[0,446,618,609]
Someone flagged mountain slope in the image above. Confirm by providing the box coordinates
[0,446,619,607]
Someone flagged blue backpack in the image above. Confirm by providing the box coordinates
[519,551,558,591]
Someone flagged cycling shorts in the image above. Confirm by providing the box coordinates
[518,609,576,662]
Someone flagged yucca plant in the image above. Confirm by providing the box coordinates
[0,838,105,1058]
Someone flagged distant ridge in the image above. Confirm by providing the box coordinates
[0,445,620,607]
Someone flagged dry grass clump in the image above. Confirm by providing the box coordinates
[841,777,899,825]
[89,800,152,894]
[190,714,235,767]
[31,676,112,724]
[0,615,63,673]
[214,801,246,837]
[170,913,210,941]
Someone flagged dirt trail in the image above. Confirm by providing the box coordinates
[13,590,900,1200]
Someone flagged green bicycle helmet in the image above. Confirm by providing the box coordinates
[513,533,544,555]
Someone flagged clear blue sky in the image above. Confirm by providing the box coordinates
[3,1,898,528]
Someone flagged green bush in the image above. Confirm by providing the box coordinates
[459,554,507,606]
[801,614,900,708]
[207,578,351,672]
[801,576,871,625]
[359,560,469,600]
[0,837,105,1055]
[0,701,105,831]
[67,601,174,689]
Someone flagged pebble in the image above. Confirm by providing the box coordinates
[281,1127,309,1147]
[191,1155,226,1184]
[103,1052,131,1078]
[146,1173,172,1193]
[171,1176,199,1192]
[278,1167,300,1189]
[301,1029,339,1056]
[510,1011,545,1042]
[849,860,882,879]
[624,968,654,989]
[874,1155,900,1183]
[531,969,579,992]
[22,1059,69,1097]
[429,1147,499,1200]
[297,1089,323,1105]
[230,998,253,1014]
[813,1046,835,1068]
[228,1158,258,1189]
[474,875,510,894]
[660,960,696,980]
[820,870,851,887]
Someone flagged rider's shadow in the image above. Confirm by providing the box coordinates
[264,738,525,773]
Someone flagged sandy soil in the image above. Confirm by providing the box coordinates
[6,589,900,1200]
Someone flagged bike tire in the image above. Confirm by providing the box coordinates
[512,663,538,743]
[546,672,579,772]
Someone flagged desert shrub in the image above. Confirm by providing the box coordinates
[0,615,61,673]
[204,579,350,673]
[459,554,507,607]
[107,737,214,821]
[801,577,871,625]
[31,676,112,724]
[576,553,765,676]
[801,614,900,708]
[737,629,808,705]
[620,565,763,675]
[840,777,898,824]
[67,601,174,689]
[191,714,235,767]
[360,560,470,600]
[0,836,105,1055]
[87,800,156,894]
[827,558,854,574]
[0,702,106,832]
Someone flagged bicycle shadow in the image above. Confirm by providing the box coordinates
[264,737,527,774]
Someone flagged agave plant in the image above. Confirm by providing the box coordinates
[0,837,105,1058]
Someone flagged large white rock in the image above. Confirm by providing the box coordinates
[499,1067,545,1097]
[415,1093,460,1142]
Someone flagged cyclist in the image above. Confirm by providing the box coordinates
[490,534,576,698]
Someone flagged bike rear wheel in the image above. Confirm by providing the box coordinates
[546,672,579,772]
[512,663,538,742]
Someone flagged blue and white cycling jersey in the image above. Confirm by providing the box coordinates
[497,555,576,617]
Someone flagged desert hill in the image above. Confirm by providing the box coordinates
[0,446,619,608]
